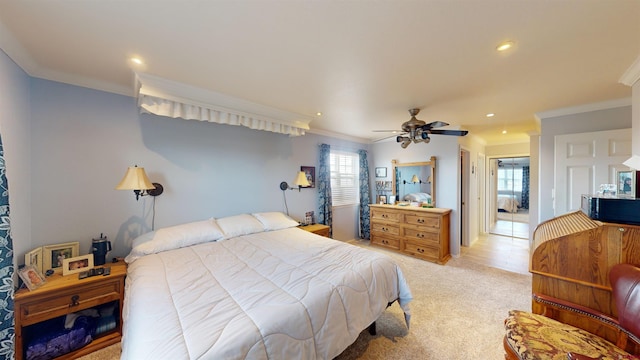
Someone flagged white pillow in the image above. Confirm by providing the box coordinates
[217,214,265,239]
[125,219,223,263]
[131,231,155,248]
[252,212,299,231]
[404,192,432,202]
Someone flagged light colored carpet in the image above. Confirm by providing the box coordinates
[79,243,531,360]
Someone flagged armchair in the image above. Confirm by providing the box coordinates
[503,263,640,360]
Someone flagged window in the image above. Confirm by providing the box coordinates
[497,167,523,192]
[330,150,359,206]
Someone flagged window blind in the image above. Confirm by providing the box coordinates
[330,150,359,206]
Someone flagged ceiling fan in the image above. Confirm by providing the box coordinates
[374,108,469,148]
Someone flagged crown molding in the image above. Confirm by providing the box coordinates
[535,97,632,120]
[620,55,640,86]
[305,127,371,144]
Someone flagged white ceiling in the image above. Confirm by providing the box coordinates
[1,1,639,144]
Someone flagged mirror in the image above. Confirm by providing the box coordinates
[392,156,436,206]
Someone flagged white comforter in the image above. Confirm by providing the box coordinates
[121,227,412,360]
[498,194,520,213]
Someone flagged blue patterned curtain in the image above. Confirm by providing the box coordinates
[0,135,14,360]
[521,166,530,209]
[358,150,371,239]
[317,144,333,237]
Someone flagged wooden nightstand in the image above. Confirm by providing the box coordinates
[299,223,331,238]
[14,262,127,360]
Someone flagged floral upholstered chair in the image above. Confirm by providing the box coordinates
[503,263,640,360]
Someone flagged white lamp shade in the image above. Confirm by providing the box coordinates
[623,155,640,170]
[411,174,420,183]
[115,166,155,190]
[293,171,310,187]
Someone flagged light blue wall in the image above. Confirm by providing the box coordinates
[0,49,31,269]
[27,78,370,258]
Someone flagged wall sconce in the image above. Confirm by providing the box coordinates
[115,165,164,201]
[403,175,422,184]
[279,171,310,217]
[279,171,310,192]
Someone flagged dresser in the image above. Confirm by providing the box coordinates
[369,204,451,264]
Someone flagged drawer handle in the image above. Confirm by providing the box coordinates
[417,233,424,238]
[417,248,425,253]
[70,295,80,307]
[382,214,388,218]
[417,219,425,224]
[382,227,388,232]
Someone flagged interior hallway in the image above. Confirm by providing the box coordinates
[461,232,530,275]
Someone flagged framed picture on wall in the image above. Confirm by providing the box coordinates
[617,170,635,197]
[301,166,315,188]
[375,167,387,178]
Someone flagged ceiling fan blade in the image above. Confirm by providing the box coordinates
[428,129,469,136]
[373,132,408,142]
[372,130,403,132]
[422,121,449,129]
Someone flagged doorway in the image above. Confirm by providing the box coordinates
[488,157,530,239]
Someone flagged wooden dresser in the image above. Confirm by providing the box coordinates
[531,210,640,353]
[369,204,451,264]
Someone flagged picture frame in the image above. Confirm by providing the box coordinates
[375,167,387,178]
[24,247,43,275]
[378,195,387,204]
[301,166,315,188]
[43,242,80,274]
[62,254,94,276]
[617,170,636,197]
[18,265,46,291]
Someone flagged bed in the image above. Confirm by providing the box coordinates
[497,194,520,213]
[121,212,412,359]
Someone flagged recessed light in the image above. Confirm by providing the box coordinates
[316,112,322,116]
[486,113,495,118]
[131,57,144,65]
[502,130,508,134]
[496,41,514,52]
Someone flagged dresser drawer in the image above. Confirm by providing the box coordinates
[403,240,439,262]
[371,208,401,223]
[371,222,400,236]
[403,227,440,245]
[404,213,440,228]
[19,280,121,326]
[371,234,400,250]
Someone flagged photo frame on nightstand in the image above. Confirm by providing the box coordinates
[24,247,43,274]
[62,254,94,276]
[18,265,46,291]
[43,242,80,274]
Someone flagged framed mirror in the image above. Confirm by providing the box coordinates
[392,156,436,206]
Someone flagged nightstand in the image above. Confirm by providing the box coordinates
[299,223,331,238]
[14,262,127,360]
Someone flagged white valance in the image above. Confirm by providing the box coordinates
[135,73,310,137]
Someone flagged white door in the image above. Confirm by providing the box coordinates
[554,128,631,216]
